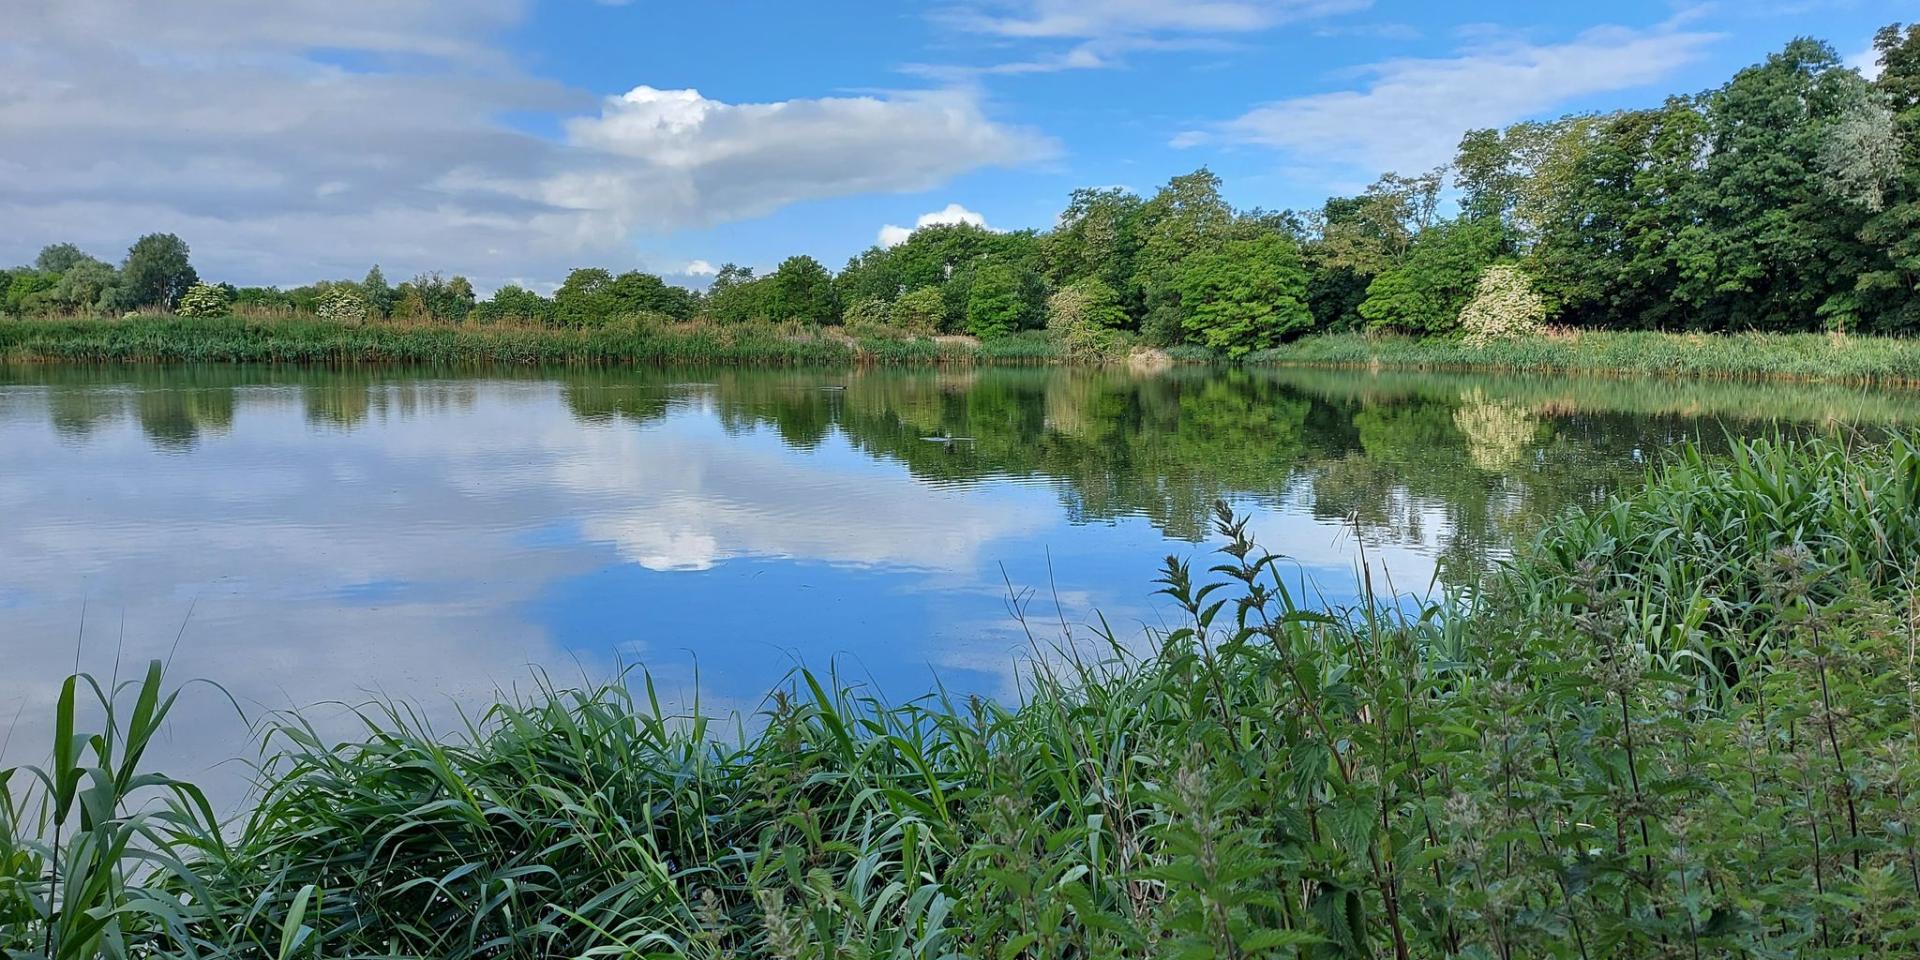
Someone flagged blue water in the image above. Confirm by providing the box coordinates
[1,363,1911,801]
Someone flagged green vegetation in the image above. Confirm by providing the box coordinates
[8,26,1920,359]
[5,432,1918,957]
[0,315,986,367]
[1254,330,1920,385]
[13,361,1920,583]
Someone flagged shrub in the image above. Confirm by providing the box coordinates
[174,282,232,318]
[1046,279,1128,361]
[841,297,908,340]
[315,286,370,324]
[893,286,946,335]
[1457,264,1547,346]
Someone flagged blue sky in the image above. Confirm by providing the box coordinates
[1,1,1904,291]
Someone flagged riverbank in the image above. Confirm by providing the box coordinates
[6,432,1918,958]
[10,314,1920,388]
[0,314,1056,366]
[1252,329,1920,386]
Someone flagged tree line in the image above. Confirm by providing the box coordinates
[6,27,1917,354]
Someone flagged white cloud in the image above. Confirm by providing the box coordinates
[950,0,1368,40]
[1188,22,1719,175]
[1847,43,1883,81]
[926,0,1369,75]
[878,203,993,247]
[554,87,1049,239]
[0,4,1051,292]
[683,259,718,276]
[0,376,1054,802]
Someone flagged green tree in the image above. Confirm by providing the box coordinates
[964,258,1043,339]
[1453,120,1599,241]
[608,270,696,321]
[1134,169,1239,345]
[768,255,838,324]
[120,233,197,310]
[1852,23,1920,332]
[388,273,472,322]
[50,259,118,313]
[893,285,946,335]
[705,264,770,324]
[836,246,906,305]
[1046,277,1132,359]
[1670,39,1875,331]
[362,265,393,318]
[555,267,696,325]
[473,285,556,325]
[35,243,96,274]
[1041,187,1144,310]
[3,271,58,314]
[1359,219,1509,335]
[554,268,615,327]
[1170,234,1313,356]
[1528,98,1709,328]
[446,276,476,321]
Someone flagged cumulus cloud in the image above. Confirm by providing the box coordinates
[878,203,993,247]
[0,3,1051,291]
[1847,43,1884,81]
[1185,22,1718,175]
[553,87,1048,238]
[683,259,718,276]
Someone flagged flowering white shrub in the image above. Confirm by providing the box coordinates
[1457,264,1546,347]
[317,286,370,324]
[174,282,231,318]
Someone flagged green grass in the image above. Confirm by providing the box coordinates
[1253,330,1920,386]
[6,431,1918,958]
[14,317,1920,388]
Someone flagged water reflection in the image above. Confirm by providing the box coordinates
[1,363,1912,804]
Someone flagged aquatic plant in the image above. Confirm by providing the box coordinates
[4,432,1918,958]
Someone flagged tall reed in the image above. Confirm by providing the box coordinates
[4,433,1917,957]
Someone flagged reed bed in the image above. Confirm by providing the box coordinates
[1253,330,1920,387]
[18,316,1920,388]
[5,433,1919,958]
[0,316,1002,368]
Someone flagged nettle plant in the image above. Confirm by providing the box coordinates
[2,434,1917,959]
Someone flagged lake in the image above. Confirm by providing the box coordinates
[3,363,1914,797]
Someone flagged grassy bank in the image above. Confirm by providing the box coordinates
[1254,329,1920,386]
[13,315,1920,389]
[6,432,1919,958]
[0,315,1061,367]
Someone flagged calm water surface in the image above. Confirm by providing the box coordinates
[3,363,1914,796]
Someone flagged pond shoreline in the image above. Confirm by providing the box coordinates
[8,314,1920,388]
[6,432,1917,957]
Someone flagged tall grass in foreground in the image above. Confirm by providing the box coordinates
[5,433,1919,958]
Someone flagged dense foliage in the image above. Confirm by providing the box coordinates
[8,26,1917,346]
[4,432,1917,958]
